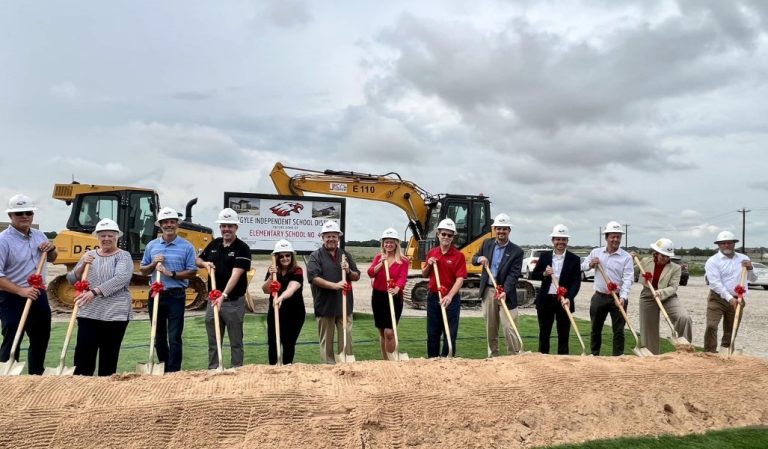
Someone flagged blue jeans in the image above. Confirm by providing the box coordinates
[0,291,51,375]
[148,289,185,372]
[427,292,460,357]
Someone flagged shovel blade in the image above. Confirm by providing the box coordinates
[335,352,355,363]
[42,364,75,376]
[632,347,654,357]
[136,362,165,376]
[0,360,25,376]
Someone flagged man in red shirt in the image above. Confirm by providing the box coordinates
[421,218,467,357]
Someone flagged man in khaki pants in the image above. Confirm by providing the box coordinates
[306,220,360,363]
[472,213,523,356]
[634,238,692,355]
[703,231,756,353]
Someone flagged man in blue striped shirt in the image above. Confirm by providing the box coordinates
[140,207,197,372]
[0,194,57,375]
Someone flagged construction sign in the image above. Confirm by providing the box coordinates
[223,192,346,254]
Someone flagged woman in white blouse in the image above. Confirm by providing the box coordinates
[66,218,133,375]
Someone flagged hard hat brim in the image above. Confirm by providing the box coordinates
[5,206,38,213]
[93,229,124,238]
[714,239,739,244]
[649,243,674,257]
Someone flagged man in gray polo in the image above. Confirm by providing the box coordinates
[306,220,360,364]
[0,194,57,375]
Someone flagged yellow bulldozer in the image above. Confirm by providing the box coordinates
[49,182,213,310]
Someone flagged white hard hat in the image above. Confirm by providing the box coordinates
[272,239,295,254]
[381,227,400,240]
[549,224,571,238]
[92,218,123,237]
[215,207,239,224]
[155,207,180,226]
[603,221,624,235]
[320,220,343,236]
[714,230,739,244]
[5,194,38,214]
[649,238,675,257]
[437,218,457,233]
[491,213,512,228]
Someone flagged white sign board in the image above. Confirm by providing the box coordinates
[224,193,346,254]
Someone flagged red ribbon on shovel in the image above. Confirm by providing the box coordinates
[27,274,46,290]
[343,282,352,293]
[208,289,222,301]
[387,278,397,290]
[735,284,746,298]
[74,280,90,294]
[642,272,653,282]
[269,280,281,294]
[607,281,618,293]
[150,281,165,295]
[557,286,568,298]
[438,285,448,297]
[494,285,504,300]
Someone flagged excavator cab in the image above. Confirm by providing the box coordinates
[416,194,491,274]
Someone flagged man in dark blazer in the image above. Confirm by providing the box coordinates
[472,213,524,356]
[531,224,582,354]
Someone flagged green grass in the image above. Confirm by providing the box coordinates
[543,426,768,448]
[39,313,676,373]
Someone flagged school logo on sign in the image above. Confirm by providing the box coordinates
[269,202,305,217]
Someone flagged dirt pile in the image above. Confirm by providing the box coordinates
[1,353,767,448]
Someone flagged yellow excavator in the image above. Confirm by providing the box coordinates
[49,182,212,310]
[270,162,536,308]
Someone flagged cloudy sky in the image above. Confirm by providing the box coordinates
[2,0,768,249]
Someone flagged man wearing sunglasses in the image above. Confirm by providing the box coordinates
[422,218,466,357]
[0,194,57,374]
[196,208,251,369]
[472,213,524,356]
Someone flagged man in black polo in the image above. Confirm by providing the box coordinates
[196,208,251,369]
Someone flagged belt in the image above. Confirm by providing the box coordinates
[161,287,186,295]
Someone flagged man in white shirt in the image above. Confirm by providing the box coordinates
[582,221,633,356]
[704,231,756,353]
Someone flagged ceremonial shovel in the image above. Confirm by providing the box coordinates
[384,259,409,361]
[1,252,48,376]
[595,264,654,357]
[432,262,454,358]
[725,267,748,357]
[549,273,587,356]
[632,256,692,349]
[136,271,165,375]
[208,266,235,373]
[483,265,530,355]
[271,255,283,366]
[334,254,355,363]
[44,262,91,376]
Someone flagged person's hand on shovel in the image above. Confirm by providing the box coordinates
[731,284,747,310]
[494,285,506,303]
[439,286,453,307]
[476,256,489,267]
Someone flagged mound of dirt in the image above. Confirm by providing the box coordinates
[1,353,767,448]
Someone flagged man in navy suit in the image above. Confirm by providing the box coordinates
[472,213,524,356]
[531,224,582,354]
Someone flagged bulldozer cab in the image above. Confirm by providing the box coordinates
[64,188,159,259]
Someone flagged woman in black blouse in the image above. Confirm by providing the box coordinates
[262,239,306,365]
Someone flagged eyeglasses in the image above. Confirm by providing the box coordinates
[12,211,34,217]
[278,254,292,259]
[439,232,454,238]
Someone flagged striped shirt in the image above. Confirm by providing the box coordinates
[581,246,634,300]
[67,250,133,321]
[705,251,758,301]
[141,236,197,288]
[0,226,50,285]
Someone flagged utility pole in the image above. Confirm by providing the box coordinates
[738,208,750,253]
[624,224,630,249]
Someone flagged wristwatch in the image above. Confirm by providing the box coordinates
[171,271,177,279]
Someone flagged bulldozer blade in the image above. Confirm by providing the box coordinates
[0,360,25,376]
[136,361,165,376]
[43,364,76,376]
